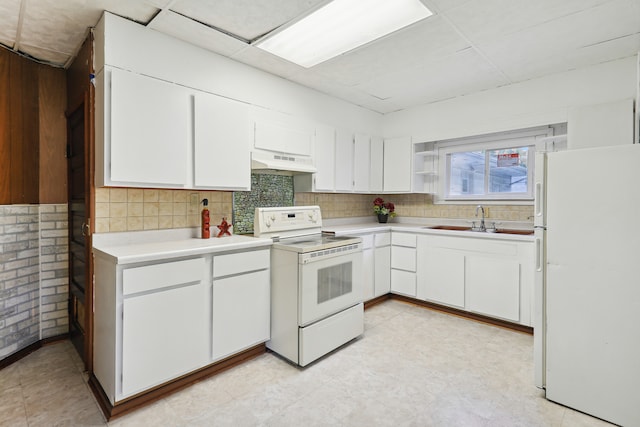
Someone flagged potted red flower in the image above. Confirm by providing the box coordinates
[373,197,396,223]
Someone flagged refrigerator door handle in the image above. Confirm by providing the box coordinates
[535,182,544,218]
[536,237,543,271]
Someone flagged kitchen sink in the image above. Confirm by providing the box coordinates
[424,225,533,235]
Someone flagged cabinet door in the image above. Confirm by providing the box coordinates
[110,69,189,186]
[374,245,391,297]
[466,256,520,322]
[122,270,209,396]
[353,133,370,192]
[194,93,251,190]
[417,245,465,308]
[253,107,313,156]
[212,270,270,361]
[335,128,354,192]
[383,136,412,192]
[313,125,336,191]
[370,136,384,193]
[362,247,375,301]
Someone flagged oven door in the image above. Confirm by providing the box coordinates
[299,249,363,326]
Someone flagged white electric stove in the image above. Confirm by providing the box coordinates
[254,206,364,366]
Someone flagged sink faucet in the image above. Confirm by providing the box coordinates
[475,205,486,232]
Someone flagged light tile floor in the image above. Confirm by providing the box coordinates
[0,300,614,426]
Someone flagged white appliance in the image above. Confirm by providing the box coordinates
[254,206,364,366]
[534,144,640,426]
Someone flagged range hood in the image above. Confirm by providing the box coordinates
[251,151,316,175]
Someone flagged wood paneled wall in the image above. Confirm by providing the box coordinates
[0,47,67,204]
[39,65,67,203]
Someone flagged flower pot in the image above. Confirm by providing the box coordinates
[377,214,389,223]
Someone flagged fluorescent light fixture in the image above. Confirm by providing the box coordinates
[254,0,432,68]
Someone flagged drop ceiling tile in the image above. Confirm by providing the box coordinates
[19,43,71,65]
[493,33,640,82]
[147,10,247,57]
[18,0,158,65]
[229,45,306,78]
[425,0,473,13]
[479,0,640,81]
[0,0,20,48]
[144,0,174,8]
[286,70,402,113]
[311,15,469,87]
[444,0,613,45]
[357,48,509,107]
[169,0,326,41]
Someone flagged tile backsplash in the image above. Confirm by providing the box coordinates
[95,187,532,234]
[233,174,294,234]
[295,193,534,222]
[94,188,233,233]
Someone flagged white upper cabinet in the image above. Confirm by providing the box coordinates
[353,133,371,192]
[96,68,253,190]
[335,128,354,192]
[109,68,190,187]
[194,93,251,190]
[370,136,384,193]
[383,136,412,192]
[313,125,336,191]
[252,106,314,156]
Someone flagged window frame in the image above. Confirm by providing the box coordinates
[436,128,552,202]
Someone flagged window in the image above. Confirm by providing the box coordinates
[439,128,551,201]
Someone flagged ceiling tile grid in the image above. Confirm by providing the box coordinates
[0,0,638,112]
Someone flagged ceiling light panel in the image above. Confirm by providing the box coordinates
[254,0,433,68]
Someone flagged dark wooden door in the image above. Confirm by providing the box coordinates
[67,97,92,368]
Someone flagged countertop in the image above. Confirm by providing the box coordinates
[93,229,272,265]
[322,217,535,242]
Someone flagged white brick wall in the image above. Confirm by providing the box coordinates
[0,204,70,360]
[39,204,69,339]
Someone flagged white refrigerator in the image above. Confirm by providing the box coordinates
[534,144,640,427]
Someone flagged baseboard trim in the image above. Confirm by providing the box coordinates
[390,294,534,335]
[90,343,267,421]
[0,334,69,370]
[364,294,391,310]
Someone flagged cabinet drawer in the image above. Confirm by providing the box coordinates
[391,232,416,247]
[391,269,416,297]
[123,258,204,296]
[375,232,391,247]
[213,249,270,278]
[391,246,416,272]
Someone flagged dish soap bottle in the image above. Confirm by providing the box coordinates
[201,199,210,239]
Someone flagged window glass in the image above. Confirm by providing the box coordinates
[448,151,485,196]
[488,147,529,194]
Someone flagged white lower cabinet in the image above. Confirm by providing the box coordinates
[122,279,209,395]
[212,250,270,361]
[373,242,391,297]
[390,232,417,297]
[417,243,465,308]
[465,256,520,322]
[94,247,271,405]
[355,232,391,301]
[416,234,533,326]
